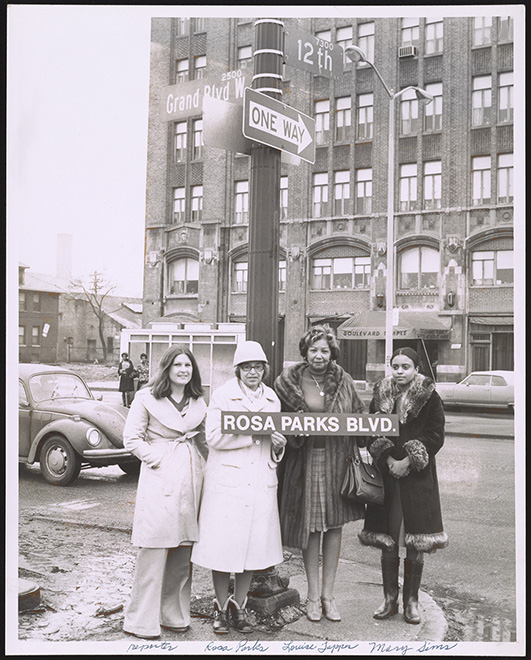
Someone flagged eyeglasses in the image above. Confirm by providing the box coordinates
[239,362,265,373]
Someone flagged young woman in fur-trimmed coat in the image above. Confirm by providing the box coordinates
[359,347,448,626]
[274,325,365,624]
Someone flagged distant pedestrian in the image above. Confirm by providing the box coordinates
[122,345,208,639]
[118,353,135,407]
[136,353,150,391]
[359,347,448,625]
[191,341,287,635]
[274,325,365,623]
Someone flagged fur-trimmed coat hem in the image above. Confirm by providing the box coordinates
[405,531,449,553]
[358,530,396,551]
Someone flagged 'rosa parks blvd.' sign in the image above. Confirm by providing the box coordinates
[221,412,399,436]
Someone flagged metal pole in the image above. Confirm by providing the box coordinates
[385,95,395,378]
[247,18,283,383]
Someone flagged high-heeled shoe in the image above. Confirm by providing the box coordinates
[321,597,341,622]
[306,597,322,622]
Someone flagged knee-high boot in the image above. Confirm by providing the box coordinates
[373,555,400,620]
[403,558,423,624]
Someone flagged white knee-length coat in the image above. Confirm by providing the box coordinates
[191,378,284,573]
[123,387,207,548]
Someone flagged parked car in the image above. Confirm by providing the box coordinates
[19,364,140,486]
[435,370,514,411]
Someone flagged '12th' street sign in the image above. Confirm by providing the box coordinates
[283,25,344,80]
[243,88,315,163]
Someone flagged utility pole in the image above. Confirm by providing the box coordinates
[246,18,284,382]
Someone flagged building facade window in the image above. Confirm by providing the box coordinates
[32,326,40,346]
[315,29,331,42]
[19,326,26,345]
[333,171,350,216]
[169,258,199,295]
[315,100,330,146]
[335,97,351,142]
[311,255,371,290]
[173,187,186,223]
[399,164,417,211]
[423,161,442,209]
[400,88,419,136]
[498,16,513,42]
[356,93,373,140]
[33,293,41,311]
[424,83,442,132]
[280,176,288,219]
[194,55,206,79]
[355,168,372,214]
[473,16,492,47]
[425,18,443,54]
[238,45,253,69]
[399,246,439,290]
[401,17,420,46]
[192,119,203,160]
[358,22,375,64]
[472,156,491,205]
[19,291,26,311]
[336,25,353,68]
[194,17,206,32]
[191,185,203,222]
[312,173,329,218]
[311,258,331,289]
[354,256,371,287]
[174,121,187,162]
[279,260,286,292]
[472,75,492,126]
[175,17,190,36]
[176,59,189,83]
[497,153,513,203]
[471,250,513,285]
[232,261,248,293]
[235,181,249,224]
[498,72,513,123]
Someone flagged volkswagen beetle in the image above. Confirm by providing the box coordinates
[19,364,140,486]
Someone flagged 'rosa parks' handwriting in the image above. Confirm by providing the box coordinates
[205,640,269,653]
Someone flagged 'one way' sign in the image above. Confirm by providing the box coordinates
[243,88,315,164]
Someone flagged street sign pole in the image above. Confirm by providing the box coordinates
[247,18,283,382]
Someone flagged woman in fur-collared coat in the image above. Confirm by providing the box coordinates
[359,347,448,626]
[274,325,365,624]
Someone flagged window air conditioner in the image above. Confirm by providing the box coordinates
[398,45,418,58]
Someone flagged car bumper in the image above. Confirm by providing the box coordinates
[82,448,132,459]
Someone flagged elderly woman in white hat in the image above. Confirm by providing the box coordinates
[191,340,287,634]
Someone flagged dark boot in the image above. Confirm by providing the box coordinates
[212,597,230,635]
[228,595,254,633]
[403,558,423,624]
[373,555,400,620]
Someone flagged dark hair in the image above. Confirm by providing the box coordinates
[299,324,340,361]
[121,353,128,358]
[391,347,420,368]
[151,345,203,400]
[140,353,147,359]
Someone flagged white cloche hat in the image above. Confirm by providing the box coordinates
[233,340,268,367]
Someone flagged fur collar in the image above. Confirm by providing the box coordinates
[372,374,435,424]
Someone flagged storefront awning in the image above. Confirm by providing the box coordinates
[337,311,451,340]
[469,316,513,325]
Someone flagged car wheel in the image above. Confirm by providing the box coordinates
[40,435,82,486]
[118,459,141,476]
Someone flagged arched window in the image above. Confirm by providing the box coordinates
[168,258,199,295]
[310,248,371,290]
[399,246,439,290]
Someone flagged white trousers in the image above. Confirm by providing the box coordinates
[124,546,192,637]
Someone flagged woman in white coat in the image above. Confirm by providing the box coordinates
[123,345,208,639]
[191,341,287,634]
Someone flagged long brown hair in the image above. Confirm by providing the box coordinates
[151,345,203,400]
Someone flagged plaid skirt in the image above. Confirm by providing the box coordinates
[309,448,341,533]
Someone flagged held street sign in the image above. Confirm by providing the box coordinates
[243,88,315,163]
[283,25,343,80]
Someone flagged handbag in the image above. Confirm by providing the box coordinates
[341,441,385,506]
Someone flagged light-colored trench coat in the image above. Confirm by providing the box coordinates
[191,378,284,573]
[123,387,208,548]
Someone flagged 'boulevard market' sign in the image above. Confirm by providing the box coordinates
[221,412,399,436]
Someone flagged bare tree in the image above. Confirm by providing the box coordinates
[70,271,116,362]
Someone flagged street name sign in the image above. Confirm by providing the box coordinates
[243,88,316,163]
[283,25,343,80]
[159,69,248,121]
[203,96,253,155]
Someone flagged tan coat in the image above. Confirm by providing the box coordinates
[123,387,207,548]
[191,378,284,573]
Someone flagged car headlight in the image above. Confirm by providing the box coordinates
[86,428,102,447]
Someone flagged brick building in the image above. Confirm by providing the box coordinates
[142,15,515,383]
